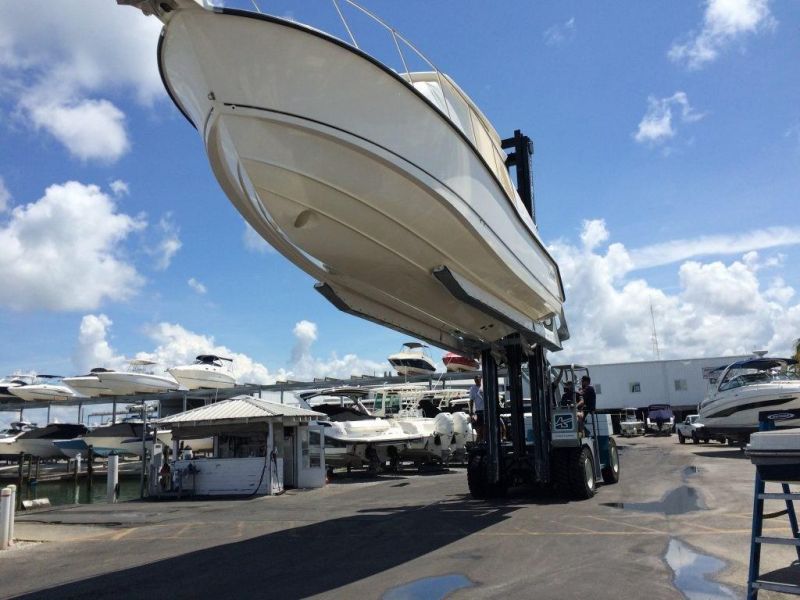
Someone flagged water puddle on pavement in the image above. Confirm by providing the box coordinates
[603,485,706,515]
[382,574,473,600]
[665,539,737,599]
[682,466,698,480]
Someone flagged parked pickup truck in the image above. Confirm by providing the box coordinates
[676,415,727,444]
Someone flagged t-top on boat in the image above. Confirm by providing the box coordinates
[121,0,568,357]
[698,357,800,444]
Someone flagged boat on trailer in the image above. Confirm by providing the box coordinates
[121,0,568,357]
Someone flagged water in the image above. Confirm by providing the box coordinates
[383,574,473,600]
[603,485,705,515]
[21,478,142,506]
[665,539,737,599]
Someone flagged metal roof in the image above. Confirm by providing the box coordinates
[156,395,325,426]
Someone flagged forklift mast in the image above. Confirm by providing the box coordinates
[477,130,552,487]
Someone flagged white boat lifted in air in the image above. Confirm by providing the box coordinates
[122,0,568,356]
[168,355,236,390]
[698,357,800,442]
[388,342,437,377]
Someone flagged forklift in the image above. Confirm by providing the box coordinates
[466,132,620,500]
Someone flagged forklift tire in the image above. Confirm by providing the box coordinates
[467,450,506,500]
[602,438,620,485]
[555,446,596,500]
[678,432,685,444]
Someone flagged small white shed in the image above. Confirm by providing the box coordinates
[154,395,326,497]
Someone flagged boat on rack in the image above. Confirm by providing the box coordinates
[95,360,180,395]
[442,352,480,373]
[0,422,35,456]
[8,375,81,402]
[388,343,436,377]
[0,374,36,400]
[123,0,567,355]
[168,355,236,390]
[0,423,87,458]
[55,421,174,458]
[698,357,800,442]
[63,368,118,397]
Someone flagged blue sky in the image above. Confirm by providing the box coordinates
[0,0,799,401]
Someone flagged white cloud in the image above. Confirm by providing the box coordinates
[72,314,127,373]
[0,1,162,162]
[543,17,576,46]
[0,181,146,311]
[150,214,182,271]
[0,176,10,212]
[580,218,610,251]
[669,0,776,69]
[242,223,275,254]
[287,319,390,380]
[548,220,800,363]
[630,226,800,269]
[71,315,388,388]
[634,92,705,145]
[110,180,129,197]
[24,98,129,163]
[187,277,207,295]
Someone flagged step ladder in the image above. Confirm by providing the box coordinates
[747,411,800,599]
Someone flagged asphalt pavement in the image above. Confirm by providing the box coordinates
[1,435,794,599]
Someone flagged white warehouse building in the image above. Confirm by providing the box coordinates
[584,355,751,414]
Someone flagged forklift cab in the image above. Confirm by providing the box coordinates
[548,364,619,498]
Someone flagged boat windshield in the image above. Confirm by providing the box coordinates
[718,369,798,391]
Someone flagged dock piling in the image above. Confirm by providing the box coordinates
[107,452,119,503]
[6,485,15,543]
[16,453,24,507]
[0,488,11,550]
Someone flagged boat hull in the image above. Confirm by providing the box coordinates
[167,366,235,390]
[96,372,179,395]
[443,354,480,373]
[158,8,564,353]
[9,385,77,402]
[699,383,800,436]
[63,376,116,397]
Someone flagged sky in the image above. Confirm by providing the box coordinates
[0,0,799,426]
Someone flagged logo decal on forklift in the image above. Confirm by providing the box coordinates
[555,414,574,430]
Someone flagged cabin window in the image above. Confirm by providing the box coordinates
[385,394,401,415]
[629,382,641,393]
[374,393,383,411]
[595,384,602,395]
[674,379,688,392]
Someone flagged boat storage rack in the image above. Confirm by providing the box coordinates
[747,409,800,599]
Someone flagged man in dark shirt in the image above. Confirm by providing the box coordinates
[577,375,596,435]
[580,375,596,412]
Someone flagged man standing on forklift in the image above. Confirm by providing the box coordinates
[576,375,597,434]
[469,377,484,442]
